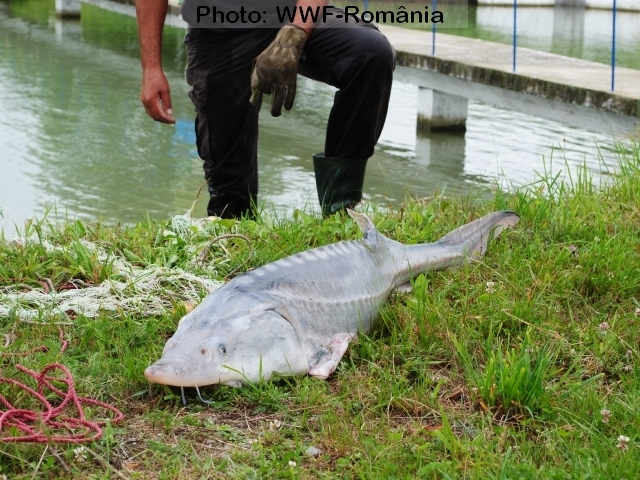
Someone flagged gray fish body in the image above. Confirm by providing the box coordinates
[145,210,519,387]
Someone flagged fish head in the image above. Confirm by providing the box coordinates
[144,308,307,387]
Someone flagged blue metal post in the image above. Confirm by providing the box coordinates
[513,0,517,71]
[612,0,617,91]
[364,0,369,12]
[432,0,437,55]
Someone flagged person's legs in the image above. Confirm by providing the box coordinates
[185,28,276,218]
[299,19,395,159]
[184,18,394,218]
[298,17,395,214]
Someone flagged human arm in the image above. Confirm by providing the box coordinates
[136,0,176,124]
[290,0,329,36]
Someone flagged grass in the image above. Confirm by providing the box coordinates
[0,143,639,478]
[453,327,559,417]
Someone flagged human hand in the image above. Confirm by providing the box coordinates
[140,69,176,124]
[249,25,308,117]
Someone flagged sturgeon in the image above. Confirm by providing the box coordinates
[145,210,519,388]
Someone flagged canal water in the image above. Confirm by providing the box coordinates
[0,0,638,236]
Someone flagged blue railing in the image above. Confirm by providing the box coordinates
[432,0,437,55]
[418,0,619,92]
[513,0,517,72]
[612,0,617,91]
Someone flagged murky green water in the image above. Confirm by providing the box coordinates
[0,0,637,235]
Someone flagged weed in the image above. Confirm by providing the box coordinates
[0,142,639,478]
[454,328,557,416]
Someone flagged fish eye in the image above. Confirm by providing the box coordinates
[219,345,228,356]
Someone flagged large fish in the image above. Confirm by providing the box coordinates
[145,210,519,388]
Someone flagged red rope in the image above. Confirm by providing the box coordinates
[0,327,124,443]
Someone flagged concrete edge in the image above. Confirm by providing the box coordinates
[395,51,640,119]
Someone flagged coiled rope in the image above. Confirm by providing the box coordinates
[0,327,124,443]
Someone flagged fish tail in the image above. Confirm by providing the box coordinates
[399,211,520,282]
[436,210,520,257]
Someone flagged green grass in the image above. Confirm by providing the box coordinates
[1,143,639,478]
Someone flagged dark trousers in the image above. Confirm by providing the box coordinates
[185,18,395,218]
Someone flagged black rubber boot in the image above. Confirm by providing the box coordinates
[313,153,368,216]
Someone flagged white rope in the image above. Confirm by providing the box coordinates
[0,214,228,321]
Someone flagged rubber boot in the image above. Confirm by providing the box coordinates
[313,153,368,216]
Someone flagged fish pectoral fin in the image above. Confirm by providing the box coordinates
[308,333,355,380]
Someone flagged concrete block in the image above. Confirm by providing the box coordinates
[56,0,81,18]
[417,88,468,133]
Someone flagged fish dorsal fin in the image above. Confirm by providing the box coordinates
[347,209,378,248]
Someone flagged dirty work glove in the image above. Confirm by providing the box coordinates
[249,25,308,117]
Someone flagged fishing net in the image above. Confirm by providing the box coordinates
[0,213,231,322]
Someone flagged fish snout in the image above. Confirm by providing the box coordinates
[144,355,195,386]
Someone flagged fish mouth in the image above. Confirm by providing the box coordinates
[144,359,240,387]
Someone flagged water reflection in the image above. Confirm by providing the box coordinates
[0,0,635,237]
[552,6,585,58]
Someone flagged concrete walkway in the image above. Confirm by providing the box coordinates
[379,25,640,119]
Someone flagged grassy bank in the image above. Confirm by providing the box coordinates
[1,145,639,479]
